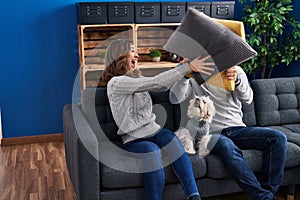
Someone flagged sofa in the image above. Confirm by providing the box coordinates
[63,76,300,200]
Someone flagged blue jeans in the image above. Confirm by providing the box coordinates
[210,126,287,200]
[124,128,200,200]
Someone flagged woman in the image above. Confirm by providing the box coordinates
[99,39,214,200]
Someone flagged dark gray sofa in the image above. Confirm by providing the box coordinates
[63,77,300,200]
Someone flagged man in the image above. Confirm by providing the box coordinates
[169,66,287,200]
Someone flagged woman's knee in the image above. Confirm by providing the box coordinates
[157,129,176,141]
[143,142,161,153]
[126,141,161,153]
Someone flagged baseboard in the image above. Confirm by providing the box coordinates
[0,133,64,146]
[0,109,2,145]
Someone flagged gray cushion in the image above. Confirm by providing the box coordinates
[268,124,300,148]
[242,101,257,127]
[251,77,300,126]
[206,135,300,179]
[164,8,257,85]
[284,142,300,168]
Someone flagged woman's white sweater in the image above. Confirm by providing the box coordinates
[107,63,191,144]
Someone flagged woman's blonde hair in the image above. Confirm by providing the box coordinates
[99,39,132,86]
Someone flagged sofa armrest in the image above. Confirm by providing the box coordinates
[63,104,100,200]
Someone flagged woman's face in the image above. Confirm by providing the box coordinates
[127,45,139,70]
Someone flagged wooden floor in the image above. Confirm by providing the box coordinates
[0,141,299,200]
[0,142,76,200]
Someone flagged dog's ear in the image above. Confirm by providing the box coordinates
[206,98,216,117]
[194,96,200,107]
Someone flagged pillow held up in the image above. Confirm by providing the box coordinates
[164,8,257,85]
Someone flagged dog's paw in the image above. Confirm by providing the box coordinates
[183,140,196,154]
[196,135,212,157]
[197,149,210,157]
[175,128,196,154]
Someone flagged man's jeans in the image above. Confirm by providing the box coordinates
[210,126,287,200]
[124,128,200,200]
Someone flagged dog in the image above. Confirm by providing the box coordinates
[175,95,216,156]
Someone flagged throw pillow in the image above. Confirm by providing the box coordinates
[164,8,257,85]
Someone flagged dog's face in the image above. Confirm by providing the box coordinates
[187,96,216,122]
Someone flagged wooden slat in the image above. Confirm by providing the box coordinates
[83,64,105,70]
[1,134,64,146]
[137,28,175,38]
[137,38,168,47]
[135,23,180,28]
[83,29,131,40]
[85,48,106,57]
[82,24,133,30]
[85,70,103,80]
[84,57,104,65]
[83,40,107,49]
[137,48,169,54]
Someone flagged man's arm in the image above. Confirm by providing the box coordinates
[233,66,253,104]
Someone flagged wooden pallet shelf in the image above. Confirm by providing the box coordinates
[78,23,182,90]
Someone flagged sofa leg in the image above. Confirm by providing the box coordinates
[286,185,295,200]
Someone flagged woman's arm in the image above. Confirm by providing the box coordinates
[109,55,215,95]
[108,62,192,94]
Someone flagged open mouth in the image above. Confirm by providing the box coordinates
[131,59,136,69]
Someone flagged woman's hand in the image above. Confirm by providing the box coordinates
[188,55,215,75]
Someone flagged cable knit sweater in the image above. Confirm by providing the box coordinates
[107,63,191,144]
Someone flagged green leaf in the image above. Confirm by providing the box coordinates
[238,0,300,78]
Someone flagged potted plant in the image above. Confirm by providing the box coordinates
[238,0,300,79]
[98,50,106,63]
[150,49,162,62]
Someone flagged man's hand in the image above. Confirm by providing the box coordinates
[224,66,238,82]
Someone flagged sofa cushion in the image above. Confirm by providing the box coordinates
[268,124,300,146]
[251,77,300,126]
[242,101,257,127]
[284,142,300,168]
[81,87,121,142]
[206,135,300,179]
[100,154,207,189]
[266,125,300,168]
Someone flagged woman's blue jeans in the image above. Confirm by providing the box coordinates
[124,128,200,200]
[210,126,287,200]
